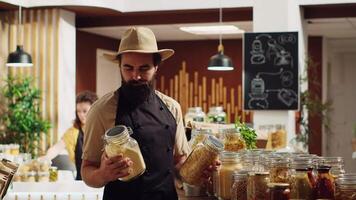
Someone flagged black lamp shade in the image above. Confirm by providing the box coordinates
[207,52,234,71]
[6,45,33,67]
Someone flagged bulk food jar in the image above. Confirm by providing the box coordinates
[231,171,249,200]
[180,135,223,186]
[289,158,314,200]
[335,174,356,200]
[104,125,146,182]
[222,128,246,152]
[247,171,270,200]
[314,165,335,199]
[218,152,243,200]
[184,107,206,126]
[207,106,226,124]
[189,129,212,149]
[269,157,290,183]
[320,157,345,178]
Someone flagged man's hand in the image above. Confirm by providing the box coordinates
[98,153,133,183]
[201,159,221,183]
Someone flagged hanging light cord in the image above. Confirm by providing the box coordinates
[218,0,224,53]
[17,6,22,45]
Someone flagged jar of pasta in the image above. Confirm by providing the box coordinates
[218,152,243,200]
[189,129,212,149]
[269,157,290,183]
[223,128,246,152]
[38,171,50,182]
[104,125,146,182]
[335,174,356,200]
[180,135,223,186]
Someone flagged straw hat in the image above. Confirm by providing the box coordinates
[104,27,174,62]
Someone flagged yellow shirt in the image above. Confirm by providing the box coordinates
[62,126,79,163]
[83,90,190,163]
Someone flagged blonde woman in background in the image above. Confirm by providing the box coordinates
[41,90,98,180]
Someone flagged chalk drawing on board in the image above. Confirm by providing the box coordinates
[248,77,269,109]
[280,71,293,87]
[266,88,298,107]
[266,38,293,68]
[250,39,265,64]
[278,34,297,44]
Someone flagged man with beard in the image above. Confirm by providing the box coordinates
[81,27,193,200]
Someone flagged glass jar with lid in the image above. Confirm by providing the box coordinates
[314,165,335,199]
[335,174,356,200]
[222,128,246,152]
[231,171,249,200]
[184,107,206,126]
[266,183,290,200]
[26,171,36,182]
[180,135,223,186]
[289,157,314,200]
[104,125,146,182]
[207,106,226,124]
[218,152,243,200]
[269,157,290,183]
[189,129,212,149]
[247,171,270,200]
[320,157,345,178]
[49,166,58,182]
[37,171,50,182]
[241,153,264,172]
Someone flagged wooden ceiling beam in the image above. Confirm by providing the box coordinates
[75,7,252,28]
[304,3,356,19]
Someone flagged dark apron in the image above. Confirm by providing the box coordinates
[103,90,178,200]
[74,127,84,180]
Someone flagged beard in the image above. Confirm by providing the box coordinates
[119,79,154,109]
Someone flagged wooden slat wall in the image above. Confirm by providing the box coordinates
[157,61,251,123]
[0,9,60,154]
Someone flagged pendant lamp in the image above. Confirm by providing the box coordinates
[6,6,33,67]
[207,2,234,71]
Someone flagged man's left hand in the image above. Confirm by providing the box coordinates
[201,159,221,183]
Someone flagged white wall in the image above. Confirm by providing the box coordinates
[96,49,121,98]
[57,9,76,140]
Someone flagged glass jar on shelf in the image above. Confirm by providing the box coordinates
[320,157,345,178]
[335,174,356,200]
[314,165,335,199]
[223,128,246,152]
[184,107,206,126]
[189,129,212,149]
[104,125,146,182]
[247,171,270,200]
[289,157,314,200]
[207,106,226,124]
[49,166,58,182]
[26,171,36,182]
[218,151,243,200]
[269,157,290,183]
[38,171,50,182]
[231,171,249,200]
[180,135,223,186]
[266,183,290,200]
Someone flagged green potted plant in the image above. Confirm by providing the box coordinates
[0,76,51,157]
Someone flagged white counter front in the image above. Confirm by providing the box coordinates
[4,182,103,200]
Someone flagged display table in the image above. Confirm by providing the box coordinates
[3,182,103,200]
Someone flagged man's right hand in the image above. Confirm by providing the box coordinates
[98,153,133,183]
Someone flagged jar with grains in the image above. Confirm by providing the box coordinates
[247,171,270,200]
[26,171,36,182]
[189,129,212,150]
[266,183,290,200]
[231,171,249,200]
[320,157,345,178]
[269,157,290,183]
[49,166,58,182]
[242,154,264,172]
[223,129,246,152]
[314,165,335,199]
[184,107,206,126]
[37,171,50,182]
[207,106,226,124]
[180,135,223,186]
[289,158,314,200]
[104,125,146,182]
[335,174,356,200]
[218,152,243,200]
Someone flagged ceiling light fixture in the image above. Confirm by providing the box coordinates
[207,1,234,71]
[6,6,33,68]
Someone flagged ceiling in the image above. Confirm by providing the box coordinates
[79,17,356,41]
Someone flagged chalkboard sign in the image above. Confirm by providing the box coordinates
[243,32,299,110]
